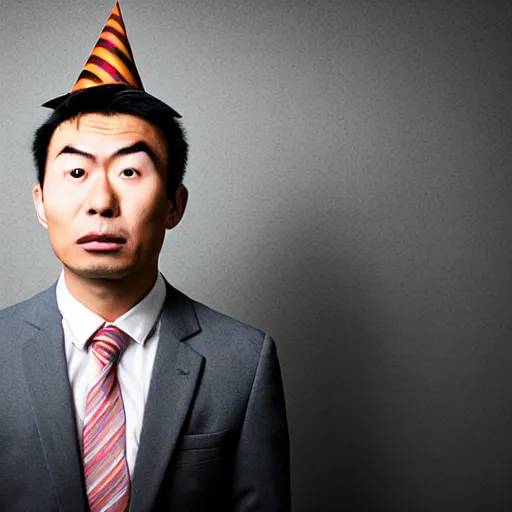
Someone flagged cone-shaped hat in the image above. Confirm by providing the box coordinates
[43,2,145,108]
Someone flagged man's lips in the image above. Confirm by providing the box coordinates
[77,234,126,251]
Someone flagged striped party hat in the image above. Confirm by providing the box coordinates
[43,2,145,108]
[72,1,143,93]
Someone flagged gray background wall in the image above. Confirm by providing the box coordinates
[1,0,512,510]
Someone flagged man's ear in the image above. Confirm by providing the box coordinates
[166,184,188,230]
[32,184,48,229]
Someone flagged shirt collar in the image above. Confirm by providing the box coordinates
[56,271,167,351]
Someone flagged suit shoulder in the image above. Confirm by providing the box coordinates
[192,299,265,337]
[0,285,57,326]
[190,299,270,354]
[0,295,35,321]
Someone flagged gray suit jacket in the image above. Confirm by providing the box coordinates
[0,280,290,511]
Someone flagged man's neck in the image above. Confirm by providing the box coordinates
[62,267,159,322]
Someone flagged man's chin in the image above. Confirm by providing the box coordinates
[63,263,134,280]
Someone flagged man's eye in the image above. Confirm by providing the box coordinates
[122,168,138,178]
[70,168,85,179]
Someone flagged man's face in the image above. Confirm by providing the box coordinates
[33,113,187,281]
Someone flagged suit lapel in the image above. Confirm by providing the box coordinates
[22,287,88,511]
[130,284,204,512]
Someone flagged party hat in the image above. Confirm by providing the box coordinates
[43,2,145,108]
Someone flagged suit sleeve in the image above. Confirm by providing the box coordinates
[229,334,291,511]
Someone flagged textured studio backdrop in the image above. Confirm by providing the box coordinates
[1,0,512,510]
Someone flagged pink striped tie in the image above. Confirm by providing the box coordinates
[83,325,131,512]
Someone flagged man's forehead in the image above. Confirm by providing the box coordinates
[49,113,167,160]
[55,113,158,137]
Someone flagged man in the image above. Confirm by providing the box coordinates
[0,3,290,511]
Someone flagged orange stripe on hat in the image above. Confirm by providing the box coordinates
[82,62,122,86]
[106,18,125,35]
[100,31,131,60]
[73,78,100,91]
[91,47,139,87]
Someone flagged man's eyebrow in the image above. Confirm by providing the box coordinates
[56,146,95,160]
[114,141,163,169]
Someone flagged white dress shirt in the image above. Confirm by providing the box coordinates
[56,271,167,476]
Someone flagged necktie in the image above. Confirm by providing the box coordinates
[83,325,131,512]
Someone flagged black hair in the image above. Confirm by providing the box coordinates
[32,84,188,198]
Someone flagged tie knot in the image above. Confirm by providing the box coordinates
[89,325,130,366]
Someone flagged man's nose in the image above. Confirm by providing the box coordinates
[85,174,119,218]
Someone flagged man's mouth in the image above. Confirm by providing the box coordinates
[77,234,126,251]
